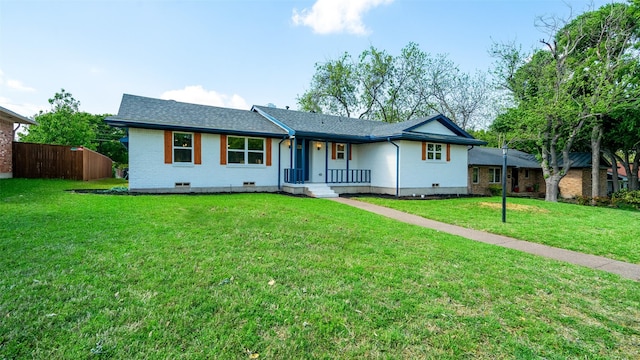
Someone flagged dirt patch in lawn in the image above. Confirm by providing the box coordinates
[479,202,550,213]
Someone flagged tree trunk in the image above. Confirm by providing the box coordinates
[545,174,562,202]
[591,124,603,202]
[606,149,619,193]
[630,145,640,190]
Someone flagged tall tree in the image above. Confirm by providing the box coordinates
[21,89,96,148]
[604,107,640,191]
[298,42,493,128]
[19,89,127,163]
[491,14,591,202]
[490,3,639,201]
[559,2,640,199]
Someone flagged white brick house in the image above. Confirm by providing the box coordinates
[106,94,486,197]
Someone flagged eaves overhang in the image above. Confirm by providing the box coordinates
[387,132,487,145]
[0,106,37,125]
[104,117,289,139]
[291,131,375,143]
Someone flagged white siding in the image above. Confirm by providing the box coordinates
[410,121,456,136]
[358,142,398,188]
[398,140,468,189]
[128,129,469,194]
[129,128,285,191]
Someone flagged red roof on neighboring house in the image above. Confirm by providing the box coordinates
[609,165,639,178]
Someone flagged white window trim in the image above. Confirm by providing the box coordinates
[173,131,193,164]
[227,136,266,166]
[425,143,444,161]
[489,167,502,183]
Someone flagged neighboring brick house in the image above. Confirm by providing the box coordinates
[557,153,608,198]
[0,106,36,179]
[468,147,545,195]
[469,148,608,198]
[607,165,639,193]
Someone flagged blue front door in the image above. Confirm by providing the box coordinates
[295,139,310,182]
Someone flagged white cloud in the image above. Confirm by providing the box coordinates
[6,79,36,92]
[160,85,249,110]
[0,96,44,118]
[292,0,393,35]
[89,66,104,75]
[0,70,36,93]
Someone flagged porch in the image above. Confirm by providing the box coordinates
[283,168,371,185]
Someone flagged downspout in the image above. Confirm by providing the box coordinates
[388,138,400,197]
[278,137,286,190]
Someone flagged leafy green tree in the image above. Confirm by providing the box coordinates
[298,42,493,128]
[21,89,96,148]
[559,2,640,198]
[298,52,358,118]
[492,43,585,202]
[490,2,639,201]
[19,89,127,164]
[604,107,640,191]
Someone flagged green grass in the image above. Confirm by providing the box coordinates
[358,196,640,265]
[1,179,639,359]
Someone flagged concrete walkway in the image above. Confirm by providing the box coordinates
[330,197,640,281]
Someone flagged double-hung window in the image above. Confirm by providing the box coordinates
[472,167,479,184]
[173,132,193,163]
[228,136,265,165]
[426,143,443,161]
[336,143,346,160]
[489,168,501,183]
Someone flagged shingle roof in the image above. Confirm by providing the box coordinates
[468,147,540,168]
[252,105,381,140]
[558,152,610,168]
[254,106,485,145]
[469,148,610,169]
[105,94,288,137]
[105,94,485,145]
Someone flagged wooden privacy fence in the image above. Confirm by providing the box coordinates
[12,142,113,181]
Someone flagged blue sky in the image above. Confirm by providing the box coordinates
[0,0,616,118]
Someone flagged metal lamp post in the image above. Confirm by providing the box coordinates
[502,143,508,223]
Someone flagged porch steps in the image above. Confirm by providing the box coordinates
[304,184,339,198]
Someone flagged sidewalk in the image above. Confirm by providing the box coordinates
[330,197,640,281]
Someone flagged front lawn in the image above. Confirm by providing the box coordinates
[1,179,639,359]
[358,196,640,264]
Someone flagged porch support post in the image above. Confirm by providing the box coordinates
[325,140,329,184]
[290,137,295,182]
[301,138,306,184]
[346,143,350,183]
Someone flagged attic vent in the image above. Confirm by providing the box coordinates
[431,183,440,187]
[243,181,256,186]
[175,182,191,188]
